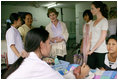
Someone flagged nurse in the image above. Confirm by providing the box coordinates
[2,27,90,79]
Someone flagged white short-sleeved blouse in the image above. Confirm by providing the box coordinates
[90,18,108,53]
[6,26,24,64]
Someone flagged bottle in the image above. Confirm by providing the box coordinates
[54,56,60,65]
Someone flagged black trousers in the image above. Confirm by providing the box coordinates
[57,55,66,61]
[87,52,106,69]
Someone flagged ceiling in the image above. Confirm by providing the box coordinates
[1,1,82,8]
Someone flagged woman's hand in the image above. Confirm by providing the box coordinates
[51,37,64,43]
[99,67,106,71]
[75,63,90,79]
[56,37,64,43]
[21,50,29,58]
[80,63,90,78]
[87,50,93,55]
[88,51,92,55]
[50,37,58,43]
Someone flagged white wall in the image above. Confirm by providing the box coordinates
[76,2,91,43]
[63,8,76,34]
[1,5,54,27]
[1,5,75,39]
[75,1,117,43]
[63,8,75,22]
[1,5,75,27]
[1,40,7,55]
[1,4,76,52]
[62,8,76,36]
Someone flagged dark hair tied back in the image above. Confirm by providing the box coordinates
[25,26,49,52]
[1,57,25,79]
[9,13,20,24]
[92,1,108,19]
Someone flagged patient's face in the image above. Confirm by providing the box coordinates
[107,39,117,55]
[73,66,81,77]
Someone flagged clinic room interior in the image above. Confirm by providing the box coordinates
[1,1,117,79]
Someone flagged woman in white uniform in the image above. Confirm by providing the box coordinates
[2,27,90,79]
[87,1,108,69]
[6,13,24,66]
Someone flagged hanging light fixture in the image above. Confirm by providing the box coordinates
[47,2,57,8]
